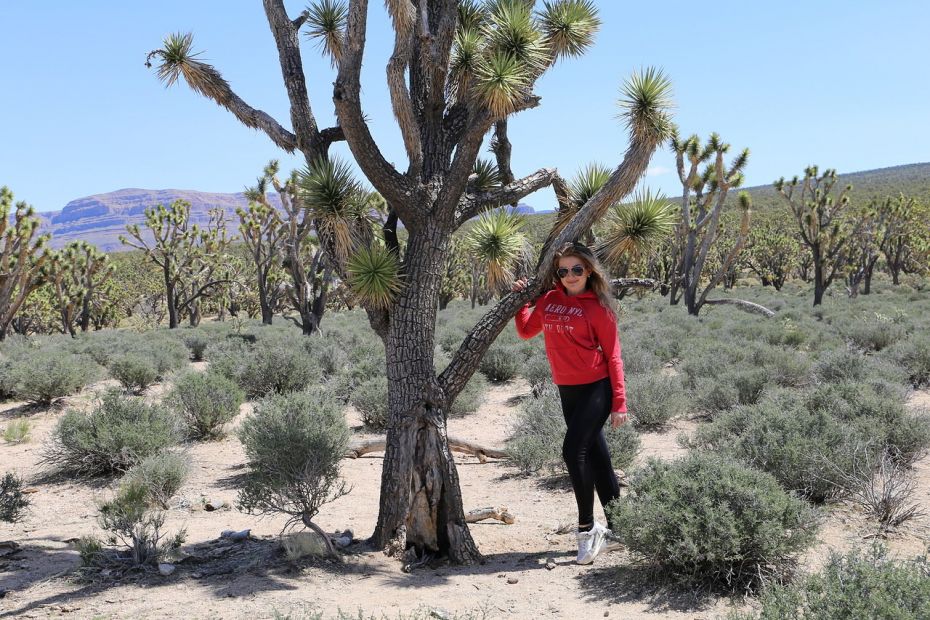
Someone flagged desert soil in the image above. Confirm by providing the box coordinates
[2,372,929,620]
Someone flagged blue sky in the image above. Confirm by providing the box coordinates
[2,1,928,213]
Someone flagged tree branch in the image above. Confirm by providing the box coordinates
[455,168,557,227]
[334,0,411,211]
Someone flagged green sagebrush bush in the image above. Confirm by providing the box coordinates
[844,314,907,352]
[45,390,182,476]
[351,376,388,430]
[607,452,817,591]
[727,545,930,620]
[520,350,552,396]
[508,385,639,475]
[181,330,210,362]
[885,334,930,387]
[231,339,323,399]
[627,373,688,430]
[507,386,565,475]
[83,475,187,569]
[238,389,350,527]
[479,343,523,382]
[688,390,866,502]
[5,350,99,405]
[450,372,488,418]
[167,371,244,440]
[109,353,160,394]
[805,380,930,466]
[0,472,29,522]
[123,451,190,510]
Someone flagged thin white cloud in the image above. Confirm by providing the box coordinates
[646,166,671,177]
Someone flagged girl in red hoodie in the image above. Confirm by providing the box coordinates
[512,242,627,565]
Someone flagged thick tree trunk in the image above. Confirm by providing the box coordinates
[372,224,481,564]
[258,279,274,325]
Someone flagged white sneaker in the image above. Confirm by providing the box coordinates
[575,525,607,565]
[599,523,622,553]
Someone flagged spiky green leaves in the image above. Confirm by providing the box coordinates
[570,163,611,207]
[472,159,503,192]
[149,32,228,101]
[466,208,527,292]
[618,67,675,146]
[305,0,348,66]
[449,27,483,101]
[596,188,677,267]
[347,245,402,310]
[298,157,366,262]
[537,0,601,61]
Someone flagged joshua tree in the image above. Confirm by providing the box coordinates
[149,0,672,563]
[238,177,288,325]
[120,201,232,327]
[775,166,855,306]
[595,186,677,281]
[0,186,49,341]
[744,214,799,290]
[668,133,752,315]
[875,194,927,285]
[44,241,113,336]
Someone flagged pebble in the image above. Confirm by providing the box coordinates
[545,561,556,570]
[507,577,518,584]
[158,563,176,576]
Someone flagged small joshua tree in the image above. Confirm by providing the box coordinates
[44,241,113,336]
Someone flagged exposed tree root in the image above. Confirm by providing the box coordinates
[346,436,507,463]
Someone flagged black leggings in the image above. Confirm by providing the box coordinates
[558,377,620,530]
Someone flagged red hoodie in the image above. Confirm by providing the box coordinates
[514,285,627,413]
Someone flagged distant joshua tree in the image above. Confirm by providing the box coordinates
[0,186,49,340]
[775,166,855,306]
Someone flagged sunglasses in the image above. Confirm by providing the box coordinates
[557,265,586,279]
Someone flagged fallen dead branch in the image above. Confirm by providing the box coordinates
[465,506,515,525]
[346,436,507,463]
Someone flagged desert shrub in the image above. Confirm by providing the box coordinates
[845,314,907,352]
[805,381,930,466]
[620,341,662,375]
[731,368,770,405]
[202,336,251,380]
[607,452,818,591]
[236,340,323,398]
[755,347,811,388]
[123,451,190,509]
[133,333,190,375]
[605,420,640,471]
[627,374,687,430]
[238,389,351,534]
[0,355,13,400]
[6,350,98,405]
[86,477,186,569]
[520,351,552,396]
[815,348,867,382]
[0,472,29,522]
[351,376,389,430]
[507,386,565,475]
[68,330,134,367]
[109,353,160,394]
[449,372,487,418]
[167,371,244,439]
[695,379,740,415]
[728,545,930,620]
[315,339,349,378]
[181,331,210,361]
[329,342,386,403]
[45,390,182,476]
[885,335,930,387]
[689,392,865,502]
[2,419,31,443]
[479,344,522,382]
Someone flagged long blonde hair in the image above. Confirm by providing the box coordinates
[552,242,617,317]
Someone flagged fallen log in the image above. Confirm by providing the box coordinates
[704,298,776,318]
[346,436,508,463]
[465,506,515,525]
